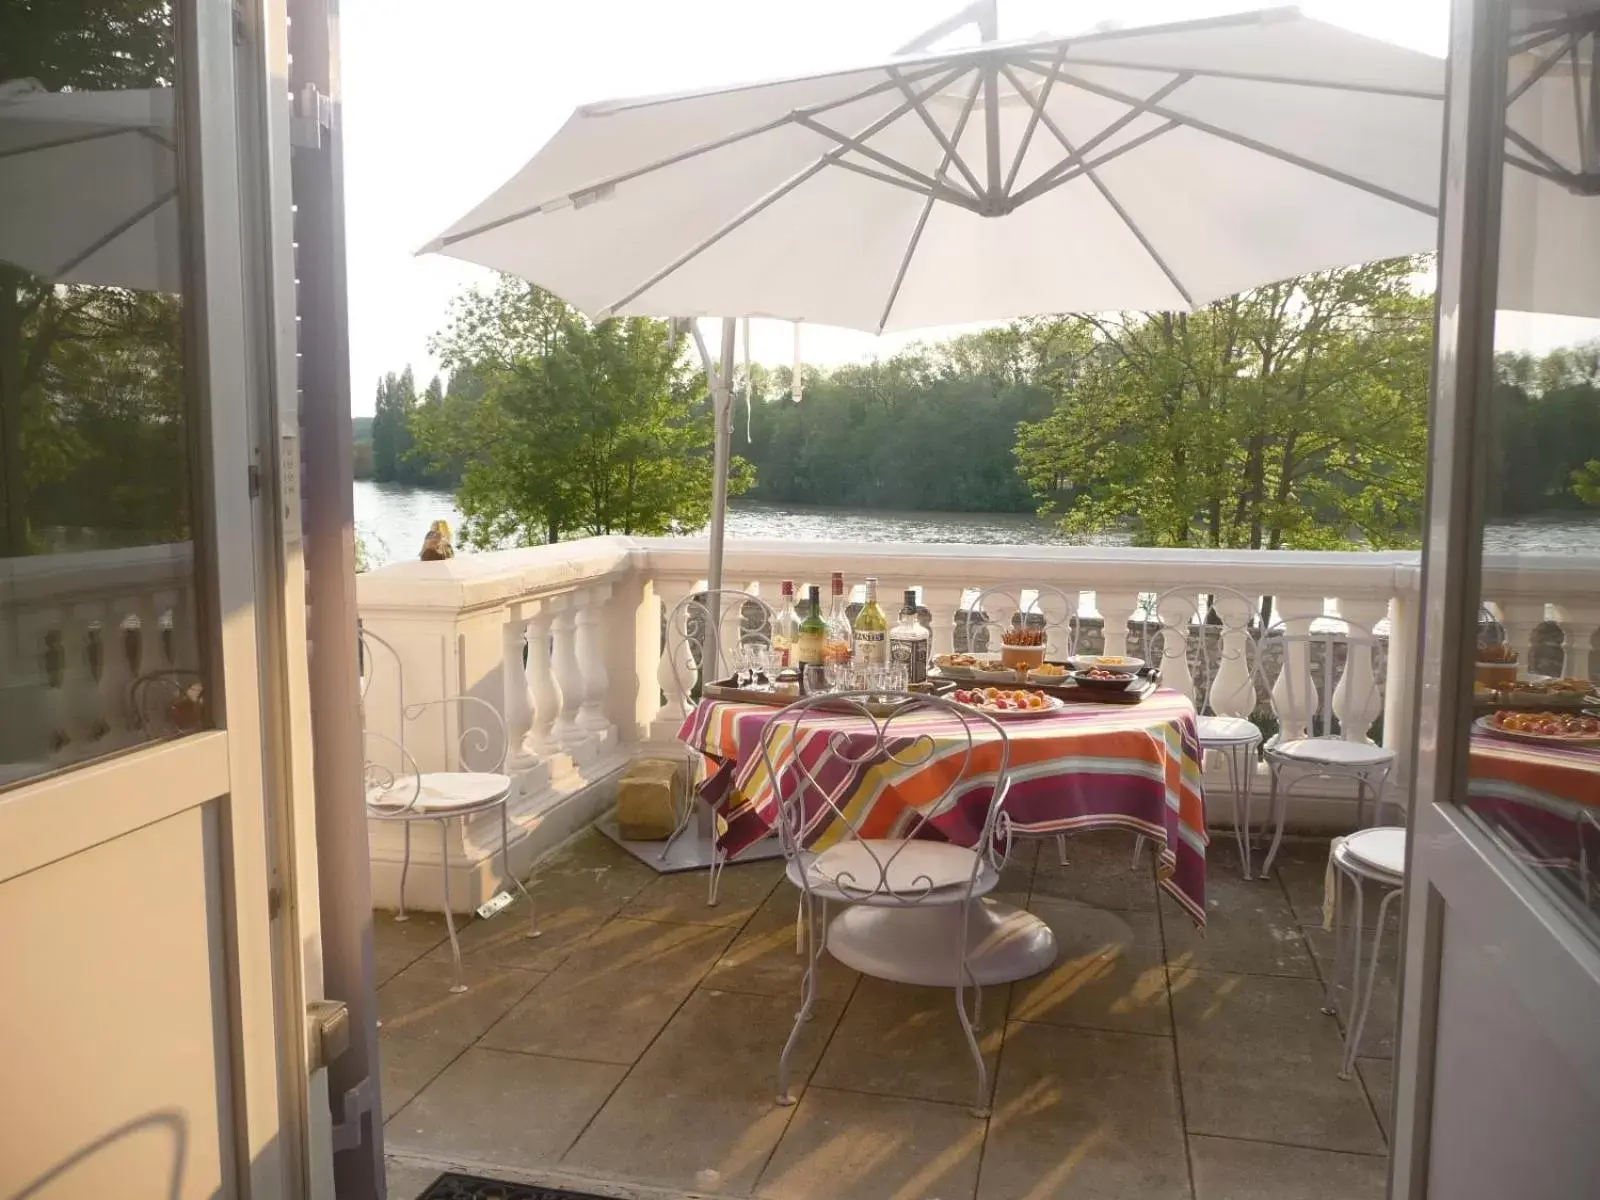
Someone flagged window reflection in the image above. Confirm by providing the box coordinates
[1465,2,1600,928]
[0,4,199,787]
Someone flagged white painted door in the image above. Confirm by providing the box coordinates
[0,1,329,1197]
[1393,1,1600,1196]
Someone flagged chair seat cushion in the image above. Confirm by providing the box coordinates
[792,839,985,901]
[368,770,512,814]
[1340,826,1407,879]
[1196,715,1261,745]
[1272,738,1394,767]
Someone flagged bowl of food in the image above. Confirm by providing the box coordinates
[1474,642,1519,689]
[999,626,1046,670]
[1070,666,1140,691]
[1069,654,1146,673]
[1028,662,1069,683]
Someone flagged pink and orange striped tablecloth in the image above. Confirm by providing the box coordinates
[677,689,1210,926]
[1468,732,1600,875]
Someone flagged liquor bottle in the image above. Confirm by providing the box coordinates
[823,571,853,665]
[889,588,930,683]
[853,576,889,667]
[795,585,826,675]
[771,580,801,666]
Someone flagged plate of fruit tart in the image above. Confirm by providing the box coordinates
[1476,709,1600,747]
[950,686,1065,717]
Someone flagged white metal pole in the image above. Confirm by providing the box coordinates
[698,316,738,682]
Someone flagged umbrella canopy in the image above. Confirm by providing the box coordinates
[0,82,178,292]
[425,7,1448,331]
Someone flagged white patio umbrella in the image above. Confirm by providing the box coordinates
[422,4,1595,611]
[0,81,179,292]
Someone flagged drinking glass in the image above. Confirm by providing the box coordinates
[802,664,829,696]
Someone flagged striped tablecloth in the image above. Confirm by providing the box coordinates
[677,689,1209,927]
[1467,733,1600,873]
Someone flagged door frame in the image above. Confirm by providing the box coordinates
[1392,0,1600,1193]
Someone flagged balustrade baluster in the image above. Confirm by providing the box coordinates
[1152,594,1197,701]
[502,607,536,767]
[550,600,589,753]
[1271,600,1323,740]
[1493,599,1547,674]
[66,606,105,745]
[525,606,561,756]
[1208,592,1258,717]
[654,579,697,730]
[1331,598,1388,742]
[576,583,616,740]
[921,585,966,657]
[1094,590,1141,659]
[1551,602,1600,680]
[97,601,138,741]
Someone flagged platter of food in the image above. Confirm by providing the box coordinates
[932,653,1023,682]
[1069,654,1146,672]
[949,686,1066,717]
[1476,709,1600,747]
[1070,665,1143,692]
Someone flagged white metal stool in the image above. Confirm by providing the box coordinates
[1321,827,1406,1079]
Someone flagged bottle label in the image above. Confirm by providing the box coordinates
[795,631,825,665]
[890,635,929,682]
[854,629,888,666]
[824,638,853,665]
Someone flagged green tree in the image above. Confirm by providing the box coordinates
[1014,258,1435,549]
[410,276,749,546]
[369,367,416,483]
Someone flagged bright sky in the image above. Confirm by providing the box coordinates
[341,0,1453,414]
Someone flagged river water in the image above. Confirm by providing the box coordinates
[353,480,1600,569]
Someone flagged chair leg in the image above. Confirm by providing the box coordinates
[1224,746,1250,880]
[707,845,728,907]
[1130,836,1146,871]
[1321,860,1348,1018]
[440,819,466,994]
[1354,776,1368,831]
[1343,886,1401,1079]
[500,800,541,940]
[1336,873,1368,1079]
[1258,764,1289,879]
[955,958,990,1118]
[658,772,699,862]
[395,821,412,921]
[778,890,823,1106]
[1055,834,1070,866]
[1240,741,1258,872]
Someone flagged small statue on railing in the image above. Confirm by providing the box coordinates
[419,519,455,562]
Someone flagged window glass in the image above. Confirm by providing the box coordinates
[1464,1,1600,931]
[0,2,202,788]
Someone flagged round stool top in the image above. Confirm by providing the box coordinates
[1343,826,1407,879]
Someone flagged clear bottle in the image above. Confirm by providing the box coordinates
[853,576,889,668]
[823,571,854,666]
[889,588,930,683]
[771,580,801,667]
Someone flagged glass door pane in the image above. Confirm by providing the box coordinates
[1464,0,1600,935]
[0,4,202,787]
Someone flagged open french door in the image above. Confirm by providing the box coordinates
[1393,1,1600,1195]
[0,0,332,1196]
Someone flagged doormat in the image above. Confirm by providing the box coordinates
[415,1173,618,1200]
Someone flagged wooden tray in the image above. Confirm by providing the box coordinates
[701,677,913,718]
[929,668,1162,706]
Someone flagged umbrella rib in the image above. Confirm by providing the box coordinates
[1505,33,1575,108]
[878,72,986,334]
[51,187,176,282]
[1008,70,1193,209]
[886,64,986,202]
[983,55,1002,203]
[601,65,970,317]
[1019,54,1444,102]
[1007,65,1192,307]
[1016,60,1439,218]
[1012,119,1181,207]
[435,64,952,249]
[1505,127,1568,177]
[796,106,967,201]
[828,157,983,213]
[1002,42,1069,198]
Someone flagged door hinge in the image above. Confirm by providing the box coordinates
[232,0,248,46]
[306,998,350,1073]
[291,84,335,150]
[266,882,283,919]
[248,464,263,498]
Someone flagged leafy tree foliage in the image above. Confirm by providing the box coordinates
[369,367,416,483]
[408,276,748,546]
[1490,343,1600,517]
[1015,259,1436,549]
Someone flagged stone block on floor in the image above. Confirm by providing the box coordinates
[615,756,684,841]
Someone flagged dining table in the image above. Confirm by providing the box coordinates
[1467,730,1600,888]
[677,687,1209,985]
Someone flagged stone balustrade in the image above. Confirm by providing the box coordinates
[356,536,1600,912]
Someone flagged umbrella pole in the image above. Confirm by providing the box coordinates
[705,316,738,681]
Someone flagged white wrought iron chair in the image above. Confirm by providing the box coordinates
[969,585,1078,866]
[762,690,1014,1117]
[129,668,205,738]
[660,588,778,904]
[359,628,537,994]
[1138,587,1269,877]
[1322,825,1405,1078]
[1257,613,1397,881]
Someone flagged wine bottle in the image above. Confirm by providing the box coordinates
[853,576,888,667]
[823,571,853,665]
[889,588,930,683]
[795,585,826,674]
[772,580,800,666]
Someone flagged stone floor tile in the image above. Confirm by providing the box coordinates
[1188,1133,1387,1200]
[1357,1057,1394,1143]
[1270,838,1392,929]
[1031,829,1159,912]
[978,1022,1190,1200]
[478,917,733,1064]
[376,954,545,1047]
[562,989,841,1194]
[373,910,451,987]
[1162,864,1317,979]
[812,976,1006,1109]
[620,859,784,928]
[1008,898,1171,1036]
[383,1157,445,1200]
[756,1087,984,1200]
[704,917,861,1004]
[1303,923,1398,1059]
[378,1031,469,1120]
[997,838,1039,897]
[420,897,580,974]
[527,829,660,910]
[385,1047,626,1171]
[1169,967,1387,1154]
